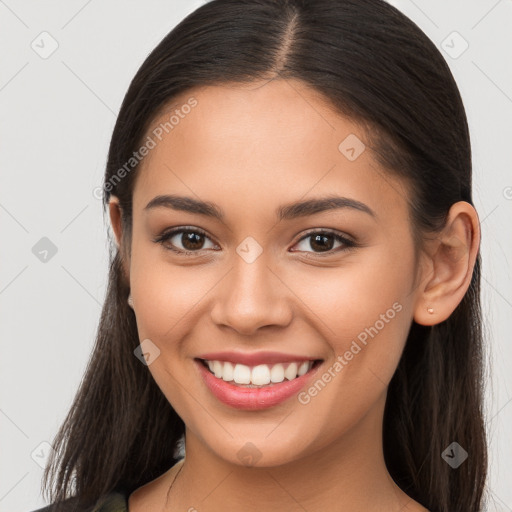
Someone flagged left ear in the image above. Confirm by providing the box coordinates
[413,201,480,326]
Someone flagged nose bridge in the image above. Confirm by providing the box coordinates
[210,248,292,335]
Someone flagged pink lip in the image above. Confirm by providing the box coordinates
[196,350,318,366]
[195,358,323,410]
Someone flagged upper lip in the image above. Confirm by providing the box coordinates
[196,351,322,366]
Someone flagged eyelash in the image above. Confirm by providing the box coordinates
[152,226,358,258]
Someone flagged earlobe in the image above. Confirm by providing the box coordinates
[413,201,480,326]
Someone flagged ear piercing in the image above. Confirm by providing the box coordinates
[427,307,434,314]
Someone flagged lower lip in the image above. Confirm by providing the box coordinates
[195,359,322,410]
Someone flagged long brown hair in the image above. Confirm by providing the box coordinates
[42,1,488,510]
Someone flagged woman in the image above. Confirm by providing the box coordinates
[34,0,487,510]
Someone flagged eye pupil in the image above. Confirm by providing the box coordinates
[182,232,204,250]
[310,234,334,252]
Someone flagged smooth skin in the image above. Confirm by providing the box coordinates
[109,78,480,512]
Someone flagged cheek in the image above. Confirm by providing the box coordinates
[289,269,413,441]
[288,248,415,388]
[129,242,213,342]
[293,249,412,336]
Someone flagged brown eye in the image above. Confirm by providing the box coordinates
[154,227,217,255]
[292,230,356,255]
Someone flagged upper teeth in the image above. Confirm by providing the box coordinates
[205,360,313,386]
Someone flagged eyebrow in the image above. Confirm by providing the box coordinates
[144,194,376,221]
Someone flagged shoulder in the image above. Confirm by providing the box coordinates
[29,491,128,512]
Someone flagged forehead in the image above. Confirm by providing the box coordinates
[132,79,411,226]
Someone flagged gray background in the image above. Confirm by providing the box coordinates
[0,1,511,511]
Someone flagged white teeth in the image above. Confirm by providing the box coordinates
[212,360,223,379]
[284,362,298,381]
[222,362,234,381]
[270,364,285,383]
[233,364,251,384]
[297,361,309,376]
[251,364,271,386]
[204,359,315,386]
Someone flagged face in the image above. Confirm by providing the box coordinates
[124,79,422,467]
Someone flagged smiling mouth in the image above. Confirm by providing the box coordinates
[196,358,323,388]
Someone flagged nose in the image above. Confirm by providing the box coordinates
[210,255,293,336]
